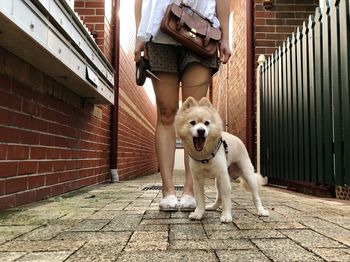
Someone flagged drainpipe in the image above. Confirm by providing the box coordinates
[246,0,254,162]
[110,0,120,182]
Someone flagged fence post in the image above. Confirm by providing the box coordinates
[339,0,350,187]
[314,7,323,184]
[331,0,344,186]
[257,55,266,183]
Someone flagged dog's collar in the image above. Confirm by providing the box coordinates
[189,137,228,164]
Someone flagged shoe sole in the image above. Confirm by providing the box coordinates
[159,207,178,212]
[179,208,195,212]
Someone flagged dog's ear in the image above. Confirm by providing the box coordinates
[198,97,212,108]
[180,97,197,111]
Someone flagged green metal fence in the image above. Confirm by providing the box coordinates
[260,0,349,187]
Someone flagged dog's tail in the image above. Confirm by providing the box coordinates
[239,173,266,192]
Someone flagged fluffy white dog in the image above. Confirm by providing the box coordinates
[175,97,269,223]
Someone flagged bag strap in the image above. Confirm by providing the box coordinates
[179,2,213,25]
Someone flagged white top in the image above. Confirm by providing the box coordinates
[137,0,220,45]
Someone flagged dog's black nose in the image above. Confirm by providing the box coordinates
[197,128,205,137]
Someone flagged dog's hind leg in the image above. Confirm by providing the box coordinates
[205,178,222,211]
[238,161,269,217]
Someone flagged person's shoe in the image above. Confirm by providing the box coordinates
[179,194,196,212]
[159,195,178,211]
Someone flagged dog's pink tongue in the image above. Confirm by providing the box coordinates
[193,137,205,151]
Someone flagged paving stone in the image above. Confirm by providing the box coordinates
[143,210,171,219]
[170,239,254,250]
[133,224,169,231]
[306,227,350,246]
[17,224,69,241]
[207,229,285,240]
[16,251,73,262]
[280,229,346,248]
[126,199,153,208]
[101,201,132,211]
[0,252,26,262]
[140,218,200,225]
[124,231,168,251]
[0,225,39,244]
[170,224,207,240]
[310,248,350,262]
[69,219,110,231]
[252,238,324,261]
[321,216,350,230]
[216,250,270,262]
[59,209,97,220]
[87,210,119,220]
[235,221,306,230]
[102,215,143,231]
[302,218,344,229]
[170,211,191,219]
[0,240,85,252]
[116,250,217,262]
[202,219,238,231]
[0,211,48,226]
[0,172,349,261]
[54,231,132,242]
[65,240,124,261]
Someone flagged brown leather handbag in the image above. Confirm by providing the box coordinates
[160,3,221,58]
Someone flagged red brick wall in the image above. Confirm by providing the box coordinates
[254,0,319,62]
[74,0,158,179]
[0,48,111,210]
[75,0,114,63]
[213,0,248,145]
[0,0,117,210]
[117,0,158,180]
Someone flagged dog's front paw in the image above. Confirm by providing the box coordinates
[189,211,204,220]
[220,214,232,223]
[220,211,232,223]
[257,208,269,217]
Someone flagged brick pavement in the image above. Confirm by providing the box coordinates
[0,171,349,262]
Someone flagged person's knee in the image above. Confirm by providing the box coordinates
[159,107,177,126]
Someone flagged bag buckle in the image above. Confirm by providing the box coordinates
[189,28,197,38]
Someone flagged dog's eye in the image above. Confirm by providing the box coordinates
[190,120,196,126]
[204,121,210,126]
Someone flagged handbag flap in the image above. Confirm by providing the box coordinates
[170,4,221,41]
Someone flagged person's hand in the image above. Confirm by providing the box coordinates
[134,39,147,63]
[219,39,231,64]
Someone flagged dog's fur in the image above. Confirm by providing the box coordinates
[175,97,269,222]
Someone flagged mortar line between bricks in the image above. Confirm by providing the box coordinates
[167,221,171,250]
[2,224,42,243]
[63,241,88,262]
[293,223,350,249]
[316,216,350,231]
[277,230,327,262]
[213,250,221,262]
[249,238,274,262]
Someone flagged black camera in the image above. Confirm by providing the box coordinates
[135,57,150,86]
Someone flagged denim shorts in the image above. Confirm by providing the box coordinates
[146,41,220,76]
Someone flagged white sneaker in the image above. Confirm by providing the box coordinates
[179,194,196,212]
[159,195,178,211]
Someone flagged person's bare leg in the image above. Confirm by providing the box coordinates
[152,73,180,199]
[181,63,212,198]
[183,150,193,195]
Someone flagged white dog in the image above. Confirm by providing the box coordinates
[175,97,269,223]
